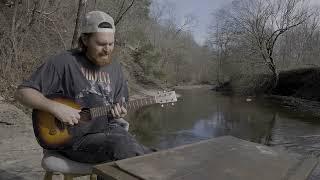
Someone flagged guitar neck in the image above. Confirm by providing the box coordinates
[90,97,156,118]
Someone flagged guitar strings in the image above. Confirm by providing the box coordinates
[78,97,155,115]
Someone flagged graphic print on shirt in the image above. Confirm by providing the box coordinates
[76,67,112,106]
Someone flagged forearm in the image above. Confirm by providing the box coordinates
[15,88,80,125]
[14,88,57,113]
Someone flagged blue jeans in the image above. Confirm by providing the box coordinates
[58,122,151,163]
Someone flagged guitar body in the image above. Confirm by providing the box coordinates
[32,91,177,150]
[32,97,81,150]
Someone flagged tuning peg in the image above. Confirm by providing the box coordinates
[171,103,175,106]
[163,90,166,93]
[161,104,164,108]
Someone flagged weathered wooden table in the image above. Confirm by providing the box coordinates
[93,136,318,180]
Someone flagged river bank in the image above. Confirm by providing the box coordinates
[212,67,320,117]
[263,95,320,118]
[128,83,213,101]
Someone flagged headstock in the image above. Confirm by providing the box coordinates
[155,91,178,107]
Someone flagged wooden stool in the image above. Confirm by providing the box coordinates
[44,172,97,180]
[42,150,97,180]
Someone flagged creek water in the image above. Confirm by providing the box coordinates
[127,88,320,179]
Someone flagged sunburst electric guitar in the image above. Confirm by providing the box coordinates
[32,91,177,150]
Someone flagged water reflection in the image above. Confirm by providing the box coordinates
[128,89,277,149]
[127,88,320,179]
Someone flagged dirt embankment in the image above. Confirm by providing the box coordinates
[272,68,320,101]
[213,67,320,116]
[267,68,320,117]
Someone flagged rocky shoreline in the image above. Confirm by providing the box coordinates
[0,101,44,180]
[264,95,320,117]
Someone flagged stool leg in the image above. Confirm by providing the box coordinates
[90,174,97,180]
[44,171,53,180]
[64,174,73,180]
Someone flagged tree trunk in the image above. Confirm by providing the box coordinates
[265,55,279,94]
[9,0,19,73]
[267,65,279,94]
[71,0,87,49]
[272,70,279,90]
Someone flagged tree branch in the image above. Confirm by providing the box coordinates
[42,14,66,49]
[114,0,135,26]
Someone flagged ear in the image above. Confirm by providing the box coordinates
[81,35,89,46]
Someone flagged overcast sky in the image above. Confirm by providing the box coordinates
[152,0,320,45]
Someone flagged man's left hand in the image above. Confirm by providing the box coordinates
[111,103,127,118]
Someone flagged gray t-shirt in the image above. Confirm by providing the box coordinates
[19,50,128,138]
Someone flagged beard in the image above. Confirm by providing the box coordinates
[87,52,112,66]
[95,54,112,66]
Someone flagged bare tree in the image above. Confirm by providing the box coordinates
[227,0,312,90]
[175,14,198,36]
[71,0,87,49]
[208,9,236,84]
[278,10,320,68]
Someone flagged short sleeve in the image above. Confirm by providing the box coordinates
[18,60,62,96]
[114,65,129,103]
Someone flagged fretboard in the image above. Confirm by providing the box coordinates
[89,97,156,118]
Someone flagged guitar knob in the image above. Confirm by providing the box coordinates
[172,103,175,106]
[49,129,57,135]
[161,104,164,108]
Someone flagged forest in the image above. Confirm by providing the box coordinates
[0,0,319,99]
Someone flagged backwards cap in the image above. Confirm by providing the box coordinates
[81,11,115,33]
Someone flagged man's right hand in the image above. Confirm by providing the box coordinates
[50,102,81,126]
[14,88,81,126]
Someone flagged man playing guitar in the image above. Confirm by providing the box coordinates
[15,11,152,164]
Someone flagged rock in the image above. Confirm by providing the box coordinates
[0,102,43,180]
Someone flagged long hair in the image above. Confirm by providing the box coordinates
[77,33,91,52]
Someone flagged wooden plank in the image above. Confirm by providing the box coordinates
[112,136,317,180]
[285,157,318,180]
[93,162,140,180]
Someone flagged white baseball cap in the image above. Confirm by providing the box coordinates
[81,11,115,33]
